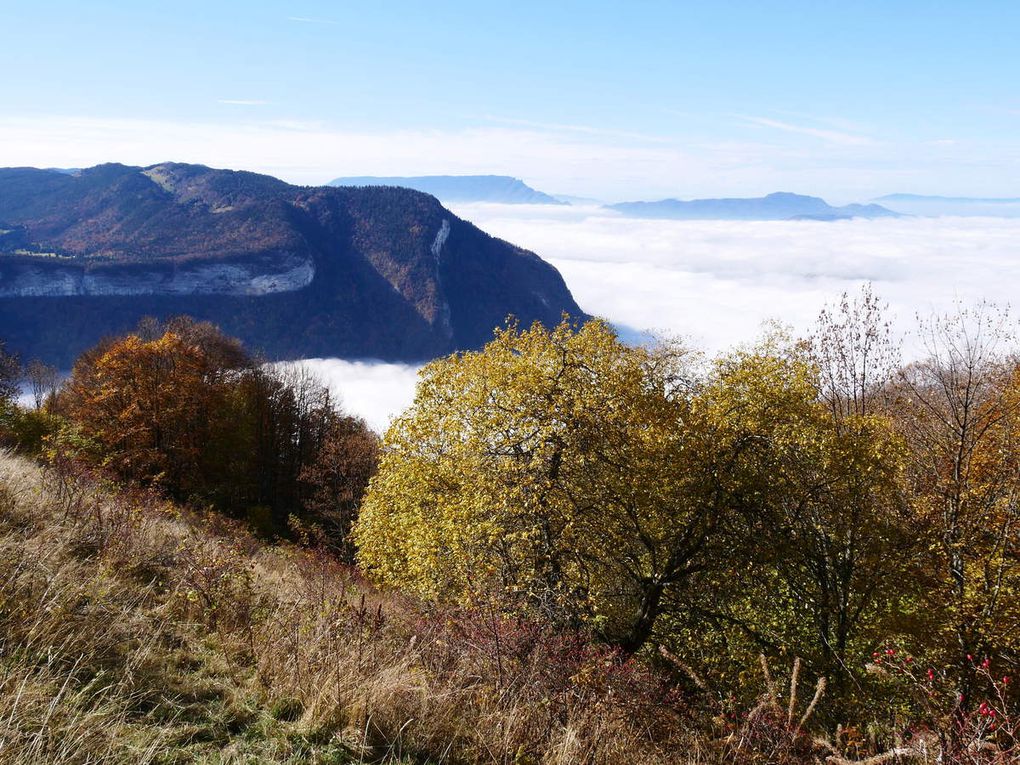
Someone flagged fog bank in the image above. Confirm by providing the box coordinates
[276,359,421,433]
[296,206,1020,429]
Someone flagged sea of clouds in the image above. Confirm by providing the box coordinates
[292,206,1020,431]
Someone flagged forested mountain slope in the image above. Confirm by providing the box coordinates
[0,163,584,365]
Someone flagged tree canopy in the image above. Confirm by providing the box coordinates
[55,316,378,543]
[356,319,713,649]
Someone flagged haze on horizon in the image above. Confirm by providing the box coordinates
[4,1,1020,202]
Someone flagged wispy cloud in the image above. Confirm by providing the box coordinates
[286,16,337,25]
[763,109,873,135]
[737,115,874,146]
[218,99,269,106]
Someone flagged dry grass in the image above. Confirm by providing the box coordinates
[1,450,1003,764]
[0,451,706,764]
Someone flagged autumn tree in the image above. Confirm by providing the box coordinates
[652,330,909,701]
[58,317,374,542]
[24,359,59,411]
[892,303,1020,698]
[0,340,20,406]
[355,318,726,652]
[60,329,227,494]
[217,363,339,530]
[803,288,915,678]
[687,327,913,709]
[300,413,380,561]
[810,283,899,421]
[0,340,23,445]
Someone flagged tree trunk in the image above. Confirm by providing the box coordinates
[616,579,666,655]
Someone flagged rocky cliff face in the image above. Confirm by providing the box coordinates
[0,163,585,366]
[0,254,314,297]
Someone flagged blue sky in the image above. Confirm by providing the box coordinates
[3,1,1019,199]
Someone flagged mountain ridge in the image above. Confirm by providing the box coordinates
[607,192,899,221]
[0,163,585,366]
[330,175,565,205]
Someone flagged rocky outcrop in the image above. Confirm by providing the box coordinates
[0,254,314,297]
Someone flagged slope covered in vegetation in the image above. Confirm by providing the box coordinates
[3,292,1020,763]
[353,291,1020,762]
[0,452,702,764]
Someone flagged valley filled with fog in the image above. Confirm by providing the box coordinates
[297,206,1020,431]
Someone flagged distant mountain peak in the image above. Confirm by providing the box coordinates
[764,191,819,200]
[329,175,566,205]
[607,192,899,221]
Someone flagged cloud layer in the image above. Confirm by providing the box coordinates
[455,206,1020,352]
[287,208,1020,430]
[276,359,422,434]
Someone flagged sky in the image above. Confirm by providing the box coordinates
[4,1,1020,200]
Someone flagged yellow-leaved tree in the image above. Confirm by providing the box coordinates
[354,318,720,652]
[682,330,913,707]
[356,312,916,676]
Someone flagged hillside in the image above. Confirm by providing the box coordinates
[330,175,565,205]
[0,164,584,366]
[0,450,697,764]
[607,192,899,220]
[3,302,1017,764]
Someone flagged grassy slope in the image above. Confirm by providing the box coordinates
[0,453,698,765]
[0,452,379,763]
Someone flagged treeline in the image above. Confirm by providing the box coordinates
[0,316,377,559]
